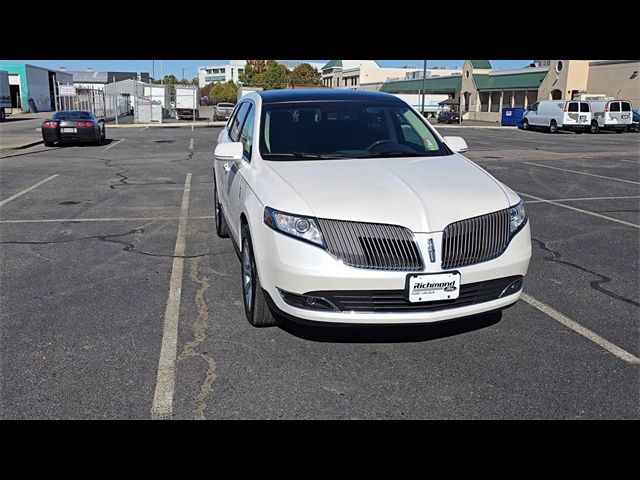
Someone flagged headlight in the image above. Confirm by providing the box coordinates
[263,207,325,248]
[509,199,527,236]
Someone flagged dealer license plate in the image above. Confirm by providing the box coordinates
[62,128,76,133]
[407,272,461,303]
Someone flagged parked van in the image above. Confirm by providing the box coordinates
[522,100,591,133]
[588,100,633,133]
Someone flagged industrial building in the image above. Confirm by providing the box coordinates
[0,62,72,112]
[378,60,640,122]
[62,68,150,90]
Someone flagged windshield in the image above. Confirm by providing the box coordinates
[53,111,93,120]
[259,101,450,160]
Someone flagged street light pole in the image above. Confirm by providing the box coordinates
[421,60,427,116]
[152,60,155,83]
[182,68,187,82]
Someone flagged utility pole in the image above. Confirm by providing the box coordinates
[182,68,187,82]
[160,61,163,85]
[152,60,155,83]
[421,60,427,116]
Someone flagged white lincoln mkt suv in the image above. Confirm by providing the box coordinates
[213,90,531,327]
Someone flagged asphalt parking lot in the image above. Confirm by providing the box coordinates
[0,125,638,419]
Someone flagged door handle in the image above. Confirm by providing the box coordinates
[223,162,231,173]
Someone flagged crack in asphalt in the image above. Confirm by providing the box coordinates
[177,256,217,420]
[169,151,194,164]
[0,227,210,259]
[532,237,639,307]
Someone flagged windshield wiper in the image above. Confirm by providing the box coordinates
[263,152,357,160]
[365,151,427,158]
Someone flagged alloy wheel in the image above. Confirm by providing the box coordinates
[242,240,253,313]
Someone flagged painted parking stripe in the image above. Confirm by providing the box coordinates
[189,138,194,150]
[620,159,640,164]
[521,293,640,365]
[0,174,59,207]
[0,216,213,223]
[518,192,640,229]
[151,173,192,420]
[104,138,126,150]
[524,162,640,185]
[525,195,640,204]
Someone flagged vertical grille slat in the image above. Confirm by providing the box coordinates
[317,218,424,271]
[441,208,512,269]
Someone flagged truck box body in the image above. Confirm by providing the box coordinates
[0,70,12,121]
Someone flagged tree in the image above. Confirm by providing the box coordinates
[239,60,266,85]
[190,76,199,86]
[153,74,178,85]
[289,63,321,87]
[209,81,238,104]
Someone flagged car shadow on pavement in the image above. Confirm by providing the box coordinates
[277,310,502,343]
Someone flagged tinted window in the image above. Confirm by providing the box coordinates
[621,102,631,112]
[53,111,93,120]
[239,105,255,161]
[260,101,448,160]
[530,102,539,112]
[567,102,579,112]
[229,102,251,141]
[580,103,589,112]
[609,102,620,112]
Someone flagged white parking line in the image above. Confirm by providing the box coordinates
[525,195,640,204]
[104,138,126,151]
[0,216,213,223]
[524,162,640,185]
[151,173,192,420]
[518,192,640,228]
[189,138,194,150]
[521,293,640,365]
[620,159,640,164]
[0,174,60,207]
[191,125,194,132]
[141,127,149,131]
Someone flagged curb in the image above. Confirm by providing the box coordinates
[433,125,517,129]
[0,139,44,152]
[106,122,226,128]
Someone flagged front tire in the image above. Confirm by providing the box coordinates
[522,119,529,130]
[549,120,558,134]
[241,224,277,328]
[213,173,229,238]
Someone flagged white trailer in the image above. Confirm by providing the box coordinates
[588,100,633,133]
[391,94,449,116]
[174,86,199,120]
[0,70,12,121]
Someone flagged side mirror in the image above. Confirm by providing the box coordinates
[215,142,243,161]
[443,136,468,153]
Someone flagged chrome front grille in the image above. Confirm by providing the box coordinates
[441,209,510,269]
[317,219,424,271]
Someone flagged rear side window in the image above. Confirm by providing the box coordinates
[580,103,589,112]
[567,102,579,112]
[229,102,251,141]
[621,102,631,112]
[609,102,621,112]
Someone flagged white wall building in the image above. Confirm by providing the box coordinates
[198,60,326,88]
[320,60,423,91]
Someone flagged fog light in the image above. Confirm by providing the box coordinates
[278,289,339,312]
[305,296,316,306]
[499,277,524,298]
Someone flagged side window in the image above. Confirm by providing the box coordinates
[567,102,579,112]
[229,102,251,141]
[621,102,631,112]
[530,102,539,112]
[609,102,621,112]
[580,102,589,112]
[239,105,255,162]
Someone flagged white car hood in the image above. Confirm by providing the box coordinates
[264,154,511,232]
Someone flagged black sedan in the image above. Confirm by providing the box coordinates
[436,111,462,124]
[41,111,106,147]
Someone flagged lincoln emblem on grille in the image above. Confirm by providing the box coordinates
[428,238,436,263]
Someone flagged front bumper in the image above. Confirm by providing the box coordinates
[255,222,532,324]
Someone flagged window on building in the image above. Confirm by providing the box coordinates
[479,92,490,112]
[526,90,538,106]
[503,91,513,108]
[490,92,501,112]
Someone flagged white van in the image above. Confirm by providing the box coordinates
[588,100,633,133]
[522,100,591,133]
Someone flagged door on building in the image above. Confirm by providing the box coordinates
[9,84,20,108]
[550,89,562,100]
[463,92,470,112]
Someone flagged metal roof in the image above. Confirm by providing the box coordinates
[470,60,492,69]
[473,71,547,91]
[379,75,462,93]
[322,60,342,70]
[257,89,402,103]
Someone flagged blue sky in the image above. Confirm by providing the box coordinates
[5,60,532,78]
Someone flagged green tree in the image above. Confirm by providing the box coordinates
[289,63,321,87]
[209,81,238,104]
[191,76,199,86]
[239,60,266,85]
[256,60,290,90]
[154,74,178,85]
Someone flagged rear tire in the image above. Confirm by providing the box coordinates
[590,121,600,134]
[241,224,277,328]
[549,120,558,134]
[44,140,55,147]
[213,173,229,238]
